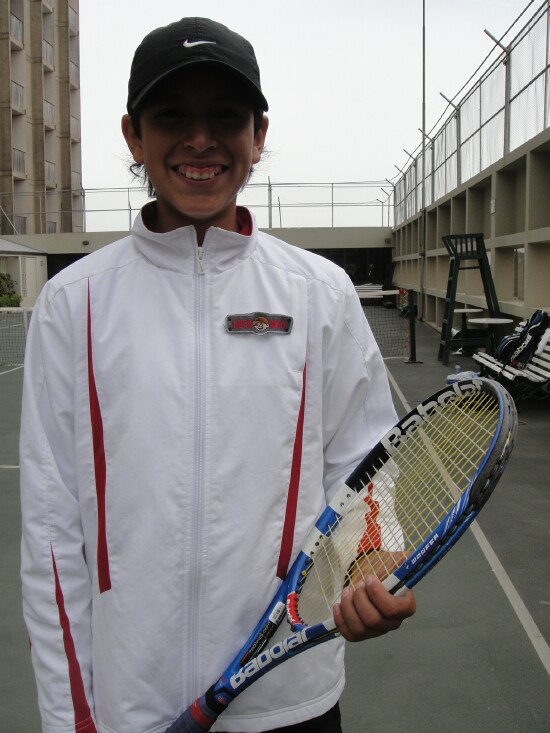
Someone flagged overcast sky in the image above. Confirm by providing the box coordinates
[78,0,535,227]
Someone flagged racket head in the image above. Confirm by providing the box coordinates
[167,378,517,732]
[286,377,517,626]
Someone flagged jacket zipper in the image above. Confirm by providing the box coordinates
[188,245,206,700]
[196,245,205,275]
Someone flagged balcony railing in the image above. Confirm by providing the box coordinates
[70,115,80,141]
[44,100,55,129]
[10,14,23,47]
[69,60,79,88]
[45,160,56,186]
[42,39,54,68]
[69,6,78,36]
[71,170,82,191]
[11,81,25,113]
[12,148,26,176]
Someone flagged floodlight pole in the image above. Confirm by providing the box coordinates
[484,28,512,155]
[419,0,426,320]
[376,198,384,226]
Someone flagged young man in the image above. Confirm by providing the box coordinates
[20,18,415,733]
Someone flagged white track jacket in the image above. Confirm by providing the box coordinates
[20,208,397,733]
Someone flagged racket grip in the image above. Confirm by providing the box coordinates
[165,688,227,733]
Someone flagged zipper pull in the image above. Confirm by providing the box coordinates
[196,246,205,275]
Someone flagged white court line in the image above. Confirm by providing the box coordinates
[0,366,23,376]
[385,365,550,677]
[0,368,22,470]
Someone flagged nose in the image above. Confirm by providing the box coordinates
[184,116,217,153]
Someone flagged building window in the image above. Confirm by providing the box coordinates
[46,220,57,234]
[14,216,27,234]
[20,258,27,297]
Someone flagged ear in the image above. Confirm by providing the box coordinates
[251,115,269,165]
[121,114,144,164]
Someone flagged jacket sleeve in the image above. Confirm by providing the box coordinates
[322,275,398,500]
[20,285,97,733]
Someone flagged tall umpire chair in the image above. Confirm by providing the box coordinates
[438,233,501,365]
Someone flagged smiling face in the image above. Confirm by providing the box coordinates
[122,66,268,239]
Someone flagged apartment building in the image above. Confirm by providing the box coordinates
[0,0,82,236]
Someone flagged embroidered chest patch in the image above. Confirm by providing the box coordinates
[225,313,293,335]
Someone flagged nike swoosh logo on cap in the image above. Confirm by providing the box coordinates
[183,39,216,48]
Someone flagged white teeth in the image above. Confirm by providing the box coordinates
[187,170,211,180]
[177,165,221,180]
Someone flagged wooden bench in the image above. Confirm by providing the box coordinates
[473,316,550,401]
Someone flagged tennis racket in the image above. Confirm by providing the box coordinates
[165,377,517,732]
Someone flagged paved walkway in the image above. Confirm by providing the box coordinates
[1,322,549,732]
[341,323,550,732]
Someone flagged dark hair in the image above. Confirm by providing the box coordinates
[128,108,266,198]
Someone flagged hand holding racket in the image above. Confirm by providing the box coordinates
[166,377,517,732]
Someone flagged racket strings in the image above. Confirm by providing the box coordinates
[296,391,501,624]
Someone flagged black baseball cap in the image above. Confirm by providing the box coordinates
[127,17,269,114]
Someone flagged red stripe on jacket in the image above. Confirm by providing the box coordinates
[276,366,306,580]
[51,547,98,732]
[87,284,111,593]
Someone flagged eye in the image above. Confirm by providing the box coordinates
[157,107,187,120]
[144,105,189,125]
[213,105,250,124]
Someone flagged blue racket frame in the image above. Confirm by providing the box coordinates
[165,378,517,733]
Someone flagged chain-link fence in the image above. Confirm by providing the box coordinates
[395,0,550,227]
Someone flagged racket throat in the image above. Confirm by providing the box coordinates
[164,689,227,733]
[204,687,229,718]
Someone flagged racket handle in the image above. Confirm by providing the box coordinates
[165,688,227,733]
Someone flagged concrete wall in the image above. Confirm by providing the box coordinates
[2,225,394,256]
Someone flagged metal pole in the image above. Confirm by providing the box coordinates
[419,0,426,320]
[385,179,396,228]
[483,30,511,154]
[405,289,422,363]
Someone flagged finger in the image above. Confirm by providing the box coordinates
[333,582,386,642]
[333,587,363,642]
[334,577,417,642]
[363,576,417,620]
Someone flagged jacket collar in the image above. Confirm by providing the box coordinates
[132,203,258,275]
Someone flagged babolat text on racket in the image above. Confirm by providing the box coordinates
[165,377,517,732]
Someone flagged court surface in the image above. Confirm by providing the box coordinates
[1,322,549,732]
